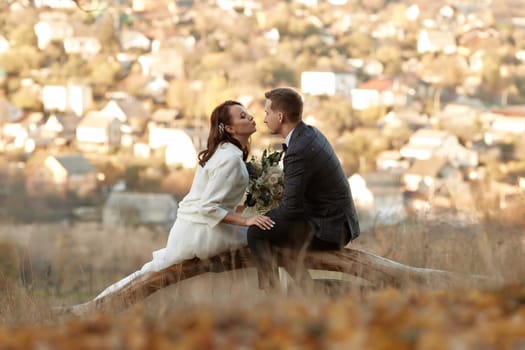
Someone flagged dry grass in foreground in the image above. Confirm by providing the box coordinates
[1,285,525,349]
[0,216,523,348]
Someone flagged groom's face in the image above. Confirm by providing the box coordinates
[264,99,281,135]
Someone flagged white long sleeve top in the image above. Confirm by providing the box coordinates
[176,142,249,227]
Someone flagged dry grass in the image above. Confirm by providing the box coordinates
[0,215,523,338]
[352,216,525,283]
[0,222,167,325]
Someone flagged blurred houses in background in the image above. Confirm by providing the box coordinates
[1,0,525,228]
[102,191,178,228]
[42,83,93,117]
[301,71,357,99]
[349,172,406,230]
[400,129,478,168]
[147,127,198,169]
[25,153,97,199]
[76,111,122,153]
[40,113,80,146]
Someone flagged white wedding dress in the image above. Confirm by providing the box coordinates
[96,142,249,299]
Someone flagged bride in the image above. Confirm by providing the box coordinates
[95,100,275,299]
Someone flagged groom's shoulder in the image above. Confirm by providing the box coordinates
[297,124,328,145]
[296,127,336,160]
[293,122,317,142]
[288,126,329,160]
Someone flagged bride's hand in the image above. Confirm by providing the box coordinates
[246,215,275,230]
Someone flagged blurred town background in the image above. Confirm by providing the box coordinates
[2,2,525,344]
[1,0,525,231]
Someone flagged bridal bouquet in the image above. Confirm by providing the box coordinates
[243,149,284,215]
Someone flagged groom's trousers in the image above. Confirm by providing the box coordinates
[247,219,343,291]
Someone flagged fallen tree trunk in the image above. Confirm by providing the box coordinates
[59,247,499,316]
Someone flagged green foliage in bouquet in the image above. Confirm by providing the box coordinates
[244,149,284,214]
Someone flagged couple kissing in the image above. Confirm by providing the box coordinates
[91,87,360,300]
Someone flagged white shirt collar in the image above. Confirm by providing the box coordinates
[284,127,295,147]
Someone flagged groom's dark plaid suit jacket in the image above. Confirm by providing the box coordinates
[267,121,360,245]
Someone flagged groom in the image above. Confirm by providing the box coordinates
[247,87,360,291]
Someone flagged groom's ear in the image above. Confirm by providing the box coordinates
[278,111,284,123]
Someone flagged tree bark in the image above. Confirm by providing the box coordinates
[58,246,499,316]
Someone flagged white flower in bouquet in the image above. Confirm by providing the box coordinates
[243,149,284,215]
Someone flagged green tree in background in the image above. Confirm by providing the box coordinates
[88,56,121,94]
[10,24,37,48]
[360,0,385,13]
[335,128,389,174]
[95,12,119,54]
[308,96,354,137]
[482,52,503,97]
[342,32,374,58]
[42,40,67,66]
[267,4,319,39]
[382,122,412,149]
[421,53,466,113]
[198,75,237,120]
[0,47,44,75]
[191,51,234,81]
[63,54,90,79]
[303,35,330,57]
[354,106,389,127]
[481,52,516,104]
[254,57,296,87]
[44,54,89,85]
[374,44,402,76]
[166,78,201,126]
[11,86,42,111]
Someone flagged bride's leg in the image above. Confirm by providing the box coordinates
[95,220,185,299]
[94,248,167,300]
[94,270,143,299]
[94,219,195,300]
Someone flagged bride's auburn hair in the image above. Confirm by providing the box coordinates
[198,100,249,167]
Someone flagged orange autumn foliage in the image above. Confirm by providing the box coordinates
[1,285,525,349]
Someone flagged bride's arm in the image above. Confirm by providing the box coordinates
[198,155,274,230]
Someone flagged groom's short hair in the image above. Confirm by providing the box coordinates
[265,87,303,123]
